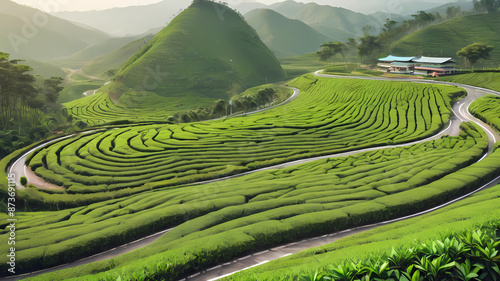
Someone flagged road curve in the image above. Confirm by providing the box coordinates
[4,73,500,280]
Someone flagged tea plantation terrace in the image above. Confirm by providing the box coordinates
[1,72,500,280]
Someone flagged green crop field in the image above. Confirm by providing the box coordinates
[3,71,500,280]
[278,53,331,78]
[0,120,493,280]
[26,76,465,207]
[227,182,500,281]
[64,83,292,126]
[64,90,216,125]
[470,95,500,134]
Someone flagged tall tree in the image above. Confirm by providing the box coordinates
[446,6,462,18]
[379,19,399,53]
[483,0,499,13]
[0,52,39,133]
[317,42,345,63]
[357,35,381,66]
[43,77,64,104]
[456,43,494,70]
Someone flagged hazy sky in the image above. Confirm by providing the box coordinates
[10,0,454,12]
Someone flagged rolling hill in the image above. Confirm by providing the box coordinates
[391,13,500,66]
[245,9,333,57]
[108,0,286,102]
[0,0,109,60]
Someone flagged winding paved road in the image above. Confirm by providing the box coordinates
[4,73,500,281]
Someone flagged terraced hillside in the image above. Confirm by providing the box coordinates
[0,121,491,279]
[3,70,500,280]
[470,95,500,133]
[26,76,464,205]
[64,90,216,126]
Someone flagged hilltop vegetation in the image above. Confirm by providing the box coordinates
[392,14,500,67]
[108,0,285,104]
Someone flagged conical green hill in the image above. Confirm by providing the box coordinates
[109,0,286,101]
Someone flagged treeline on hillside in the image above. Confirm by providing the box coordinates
[317,0,500,66]
[0,52,74,159]
[173,88,282,123]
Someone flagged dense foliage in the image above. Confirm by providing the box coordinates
[0,52,69,158]
[297,228,500,281]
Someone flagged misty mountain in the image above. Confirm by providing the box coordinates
[265,1,383,41]
[52,0,187,36]
[426,1,474,15]
[246,8,333,57]
[0,0,109,60]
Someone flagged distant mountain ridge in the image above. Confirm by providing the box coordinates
[52,1,187,36]
[0,0,109,60]
[245,8,333,57]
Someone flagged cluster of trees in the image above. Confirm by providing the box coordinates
[457,43,495,70]
[0,52,68,158]
[318,10,442,66]
[473,0,500,13]
[172,88,279,123]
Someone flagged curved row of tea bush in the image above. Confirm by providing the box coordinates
[3,122,493,279]
[65,84,292,126]
[25,76,465,203]
[226,182,500,281]
[470,94,500,133]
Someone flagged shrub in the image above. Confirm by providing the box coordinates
[20,177,28,187]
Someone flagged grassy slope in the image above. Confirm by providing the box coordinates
[109,0,285,102]
[278,52,330,78]
[82,35,155,78]
[245,9,333,57]
[392,14,500,66]
[23,59,66,78]
[0,0,109,60]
